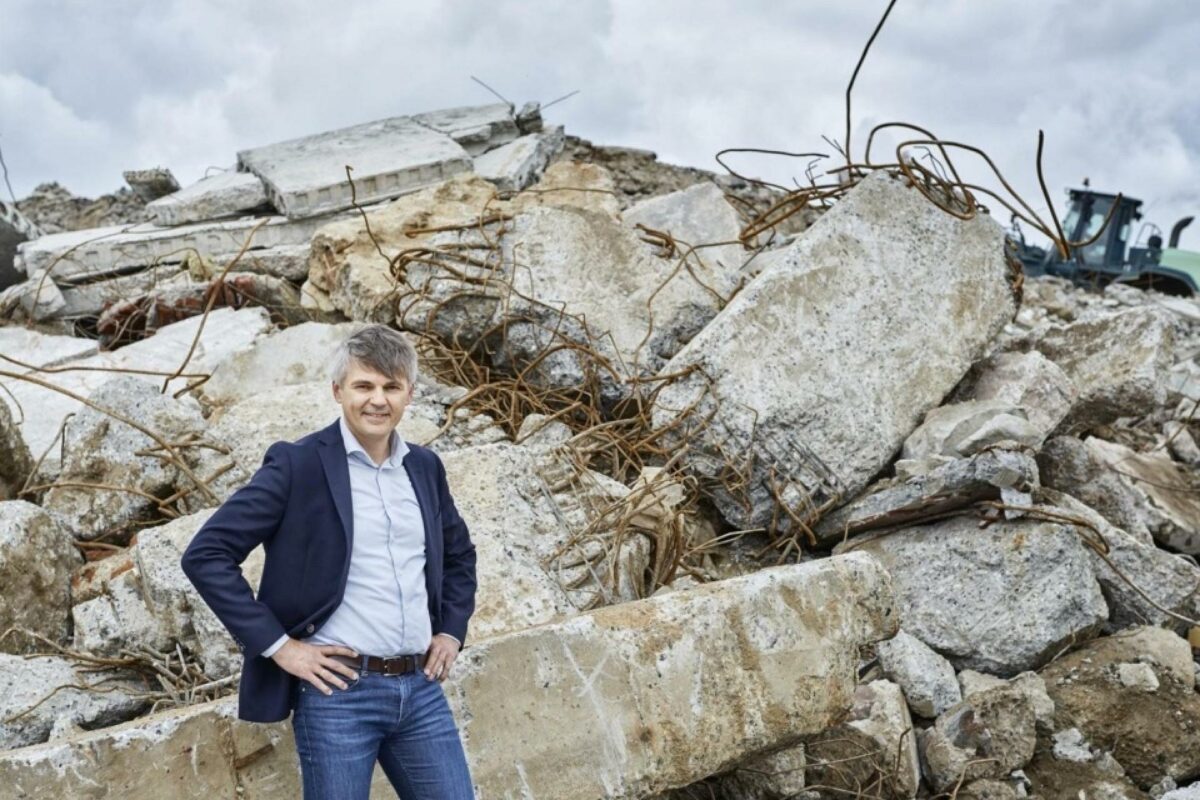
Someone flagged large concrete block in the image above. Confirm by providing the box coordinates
[238,115,473,220]
[650,171,1016,532]
[839,513,1108,676]
[472,126,564,192]
[147,170,270,226]
[0,552,895,799]
[1,198,41,288]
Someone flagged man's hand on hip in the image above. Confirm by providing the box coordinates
[425,633,460,682]
[271,638,360,695]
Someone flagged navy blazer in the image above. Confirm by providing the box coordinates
[180,418,477,723]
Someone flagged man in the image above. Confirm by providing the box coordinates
[181,324,477,799]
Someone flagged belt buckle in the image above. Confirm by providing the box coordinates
[382,655,409,676]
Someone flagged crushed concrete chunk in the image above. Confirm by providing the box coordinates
[123,167,180,201]
[957,350,1078,436]
[876,629,961,718]
[902,399,1044,459]
[147,170,270,225]
[651,171,1016,533]
[623,181,746,273]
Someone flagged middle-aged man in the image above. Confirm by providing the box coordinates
[181,324,478,799]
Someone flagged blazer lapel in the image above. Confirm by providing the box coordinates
[317,423,353,551]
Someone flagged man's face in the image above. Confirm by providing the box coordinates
[332,358,415,446]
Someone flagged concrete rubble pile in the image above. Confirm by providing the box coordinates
[2,102,1200,800]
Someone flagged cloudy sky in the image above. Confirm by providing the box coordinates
[2,0,1198,248]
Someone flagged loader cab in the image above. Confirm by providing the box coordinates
[1053,189,1142,274]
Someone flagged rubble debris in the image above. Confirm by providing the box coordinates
[472,126,565,192]
[651,171,1016,535]
[876,628,961,718]
[0,654,146,750]
[146,170,271,226]
[958,671,1055,733]
[0,308,270,483]
[815,449,1039,544]
[0,400,33,498]
[122,168,181,202]
[71,546,173,657]
[0,553,896,799]
[839,513,1108,675]
[1039,626,1200,788]
[0,501,81,653]
[15,181,147,234]
[714,745,809,800]
[513,160,622,217]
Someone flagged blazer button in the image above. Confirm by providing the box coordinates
[306,624,315,633]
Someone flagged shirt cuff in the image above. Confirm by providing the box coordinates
[261,633,290,659]
[436,633,462,650]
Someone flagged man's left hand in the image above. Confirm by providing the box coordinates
[424,633,460,682]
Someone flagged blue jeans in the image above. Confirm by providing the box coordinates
[291,669,475,799]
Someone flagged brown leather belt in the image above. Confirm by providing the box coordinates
[330,653,427,676]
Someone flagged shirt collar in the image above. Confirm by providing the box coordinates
[338,415,409,467]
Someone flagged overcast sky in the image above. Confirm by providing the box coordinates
[2,0,1198,249]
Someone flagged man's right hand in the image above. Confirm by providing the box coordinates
[271,639,360,695]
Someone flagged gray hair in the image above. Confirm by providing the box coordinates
[329,324,419,387]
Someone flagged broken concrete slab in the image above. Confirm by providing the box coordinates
[815,445,1038,545]
[838,513,1108,676]
[71,551,174,657]
[0,501,81,654]
[0,325,99,367]
[57,264,189,319]
[1019,307,1174,432]
[0,653,145,750]
[198,321,360,409]
[1084,437,1200,554]
[17,212,338,284]
[1040,627,1200,788]
[651,171,1016,533]
[0,551,895,799]
[876,629,962,718]
[15,270,65,321]
[472,126,565,192]
[147,170,270,226]
[412,102,523,156]
[123,168,180,202]
[624,181,746,273]
[237,115,473,220]
[955,350,1078,437]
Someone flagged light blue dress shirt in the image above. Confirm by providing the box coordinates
[260,417,454,659]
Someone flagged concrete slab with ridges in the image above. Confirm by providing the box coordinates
[413,103,520,155]
[237,116,472,219]
[16,213,340,283]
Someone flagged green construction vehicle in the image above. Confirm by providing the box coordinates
[1013,186,1199,295]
